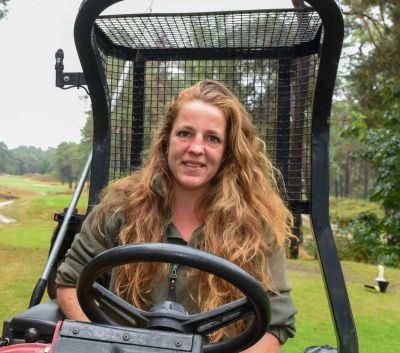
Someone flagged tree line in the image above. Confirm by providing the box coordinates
[332,0,400,267]
[0,115,92,188]
[0,0,10,20]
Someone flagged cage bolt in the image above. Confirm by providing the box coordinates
[175,340,182,347]
[123,334,130,341]
[63,75,70,83]
[72,328,79,334]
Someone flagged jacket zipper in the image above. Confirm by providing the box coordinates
[167,264,179,301]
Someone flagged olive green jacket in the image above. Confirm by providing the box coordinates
[56,206,297,344]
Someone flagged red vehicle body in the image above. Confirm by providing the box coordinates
[0,322,61,353]
[0,344,51,353]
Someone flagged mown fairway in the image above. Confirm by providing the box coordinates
[0,175,399,353]
[0,174,88,318]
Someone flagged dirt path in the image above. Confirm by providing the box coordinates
[0,200,16,223]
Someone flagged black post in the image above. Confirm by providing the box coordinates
[276,58,292,189]
[131,60,146,169]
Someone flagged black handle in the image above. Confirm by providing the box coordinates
[29,278,47,308]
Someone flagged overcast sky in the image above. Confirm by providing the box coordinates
[0,0,292,150]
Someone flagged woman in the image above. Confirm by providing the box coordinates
[56,80,296,352]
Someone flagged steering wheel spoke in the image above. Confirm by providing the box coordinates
[183,297,252,335]
[91,282,149,327]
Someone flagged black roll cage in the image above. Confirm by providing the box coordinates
[52,0,357,351]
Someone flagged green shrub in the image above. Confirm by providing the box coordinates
[302,238,317,259]
[337,212,400,267]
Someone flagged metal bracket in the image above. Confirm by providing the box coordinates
[55,49,86,88]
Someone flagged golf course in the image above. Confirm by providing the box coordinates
[0,174,399,352]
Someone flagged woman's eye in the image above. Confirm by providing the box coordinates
[208,135,221,144]
[177,130,191,138]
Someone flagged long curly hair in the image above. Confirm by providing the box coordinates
[95,80,293,341]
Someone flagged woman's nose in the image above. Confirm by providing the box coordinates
[188,138,205,154]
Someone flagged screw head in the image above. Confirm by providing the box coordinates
[123,334,129,341]
[175,340,182,347]
[63,76,70,83]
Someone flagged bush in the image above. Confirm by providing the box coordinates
[303,238,317,259]
[337,212,400,267]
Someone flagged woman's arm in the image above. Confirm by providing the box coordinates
[57,286,89,322]
[263,242,297,345]
[55,207,123,318]
[241,332,281,353]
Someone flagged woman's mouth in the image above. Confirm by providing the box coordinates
[183,161,204,168]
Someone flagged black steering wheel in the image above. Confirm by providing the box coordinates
[76,243,270,353]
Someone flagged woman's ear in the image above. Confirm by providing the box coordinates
[224,147,232,161]
[220,148,230,169]
[163,141,169,156]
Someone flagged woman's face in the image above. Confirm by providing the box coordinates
[168,100,227,194]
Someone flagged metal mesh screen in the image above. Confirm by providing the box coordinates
[96,9,321,50]
[95,8,321,204]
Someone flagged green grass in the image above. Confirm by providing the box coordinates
[0,175,70,194]
[285,261,336,350]
[1,193,87,220]
[0,176,399,352]
[329,196,384,223]
[284,260,400,353]
[0,175,88,318]
[0,178,88,248]
[0,245,49,319]
[296,197,399,352]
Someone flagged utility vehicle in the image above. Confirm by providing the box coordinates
[0,0,357,352]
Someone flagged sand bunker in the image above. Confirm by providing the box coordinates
[0,200,16,223]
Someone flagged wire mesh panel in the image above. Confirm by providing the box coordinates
[94,8,322,206]
[96,9,321,51]
[69,3,357,351]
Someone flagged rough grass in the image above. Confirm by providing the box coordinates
[301,197,383,240]
[0,175,71,195]
[22,174,59,183]
[0,184,39,201]
[329,196,384,223]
